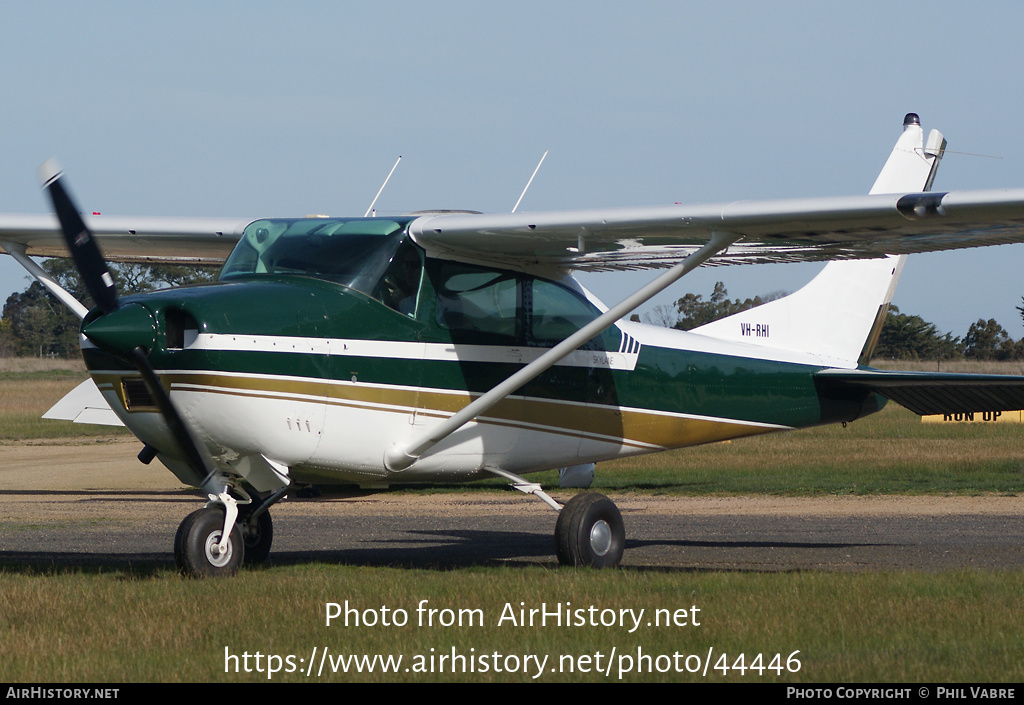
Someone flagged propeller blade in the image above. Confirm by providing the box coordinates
[36,161,218,485]
[38,159,119,314]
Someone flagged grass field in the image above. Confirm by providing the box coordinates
[1,566,1021,683]
[0,357,129,440]
[1,357,1022,683]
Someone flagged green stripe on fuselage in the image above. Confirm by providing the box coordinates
[81,273,883,450]
[84,340,880,434]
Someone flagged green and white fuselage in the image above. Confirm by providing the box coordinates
[19,113,1024,573]
[79,215,883,491]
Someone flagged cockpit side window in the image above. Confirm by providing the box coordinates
[428,260,617,350]
[373,242,424,317]
[526,278,603,346]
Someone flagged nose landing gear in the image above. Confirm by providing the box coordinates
[174,483,288,578]
[174,506,244,578]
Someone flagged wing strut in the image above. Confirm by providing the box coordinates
[0,240,90,319]
[383,230,740,472]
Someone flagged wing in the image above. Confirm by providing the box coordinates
[0,213,251,264]
[409,189,1024,271]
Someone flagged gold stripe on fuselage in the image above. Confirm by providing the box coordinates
[92,371,782,451]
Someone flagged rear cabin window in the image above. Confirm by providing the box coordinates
[434,264,519,340]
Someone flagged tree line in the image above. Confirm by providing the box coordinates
[631,281,1024,362]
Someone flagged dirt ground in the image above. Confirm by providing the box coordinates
[3,436,1023,519]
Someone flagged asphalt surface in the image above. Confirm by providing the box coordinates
[2,439,1023,573]
[2,462,1023,573]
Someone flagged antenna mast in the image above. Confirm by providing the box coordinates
[364,156,402,217]
[512,150,548,213]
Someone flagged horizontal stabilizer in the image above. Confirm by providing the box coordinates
[816,369,1024,416]
[43,379,124,427]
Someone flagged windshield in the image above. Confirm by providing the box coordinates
[220,218,410,296]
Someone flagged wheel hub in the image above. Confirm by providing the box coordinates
[589,519,612,557]
[204,531,233,567]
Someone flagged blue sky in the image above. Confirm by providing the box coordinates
[2,2,1024,338]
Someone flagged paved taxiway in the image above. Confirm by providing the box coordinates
[2,439,1023,572]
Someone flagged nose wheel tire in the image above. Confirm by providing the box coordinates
[555,492,625,568]
[174,507,244,578]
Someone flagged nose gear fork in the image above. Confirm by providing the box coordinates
[175,477,254,578]
[205,483,249,557]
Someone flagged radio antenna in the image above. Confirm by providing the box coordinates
[512,150,548,213]
[364,156,402,217]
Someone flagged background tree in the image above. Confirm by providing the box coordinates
[639,303,678,328]
[670,282,787,331]
[3,260,87,357]
[873,305,962,360]
[962,318,1023,360]
[0,319,19,356]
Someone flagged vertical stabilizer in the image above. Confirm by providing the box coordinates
[693,114,944,364]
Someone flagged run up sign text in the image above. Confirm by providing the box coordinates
[921,410,1024,424]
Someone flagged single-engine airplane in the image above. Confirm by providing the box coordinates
[5,113,1024,576]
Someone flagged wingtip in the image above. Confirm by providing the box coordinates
[37,158,63,188]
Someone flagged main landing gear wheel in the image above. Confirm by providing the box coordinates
[239,509,273,565]
[174,507,244,578]
[555,492,625,568]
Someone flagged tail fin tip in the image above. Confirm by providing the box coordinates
[692,115,944,363]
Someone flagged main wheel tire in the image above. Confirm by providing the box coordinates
[240,510,273,565]
[174,507,244,578]
[554,492,625,568]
